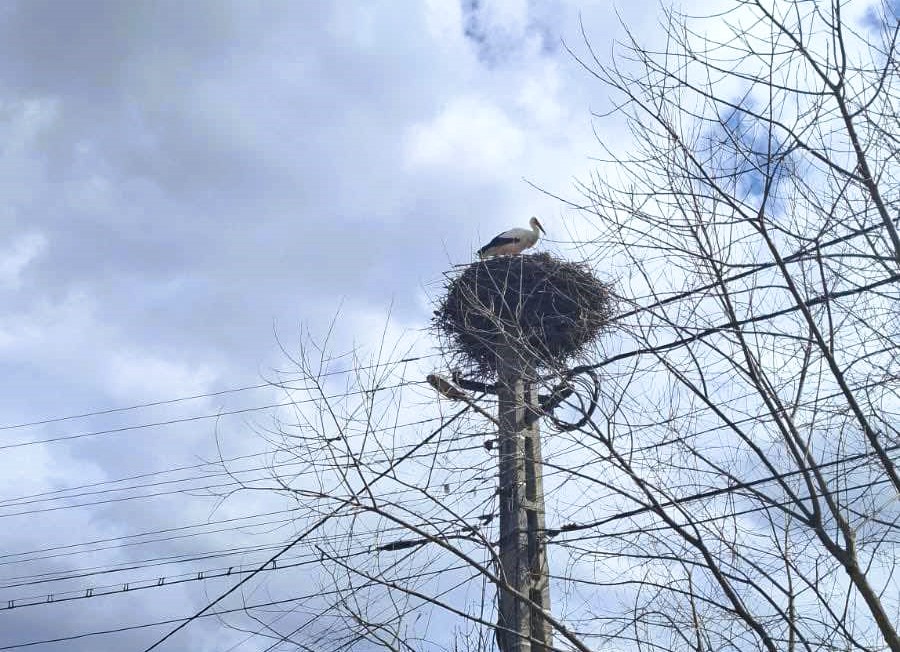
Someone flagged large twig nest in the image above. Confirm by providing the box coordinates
[434,253,615,376]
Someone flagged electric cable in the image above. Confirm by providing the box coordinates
[138,400,478,651]
[0,355,435,432]
[0,378,435,451]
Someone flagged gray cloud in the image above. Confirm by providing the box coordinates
[0,0,635,648]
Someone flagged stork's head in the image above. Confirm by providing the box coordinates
[530,216,546,235]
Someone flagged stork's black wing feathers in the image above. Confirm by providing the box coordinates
[477,235,520,256]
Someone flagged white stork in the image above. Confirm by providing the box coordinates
[477,217,546,259]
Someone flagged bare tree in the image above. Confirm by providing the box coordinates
[553,1,900,650]
[212,2,899,651]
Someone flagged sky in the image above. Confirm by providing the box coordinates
[2,1,894,651]
[0,1,673,650]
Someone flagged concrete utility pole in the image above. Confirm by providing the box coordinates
[435,252,610,651]
[495,352,552,652]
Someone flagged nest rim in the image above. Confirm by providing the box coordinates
[433,252,614,378]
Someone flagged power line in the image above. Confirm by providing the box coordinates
[608,216,900,323]
[547,472,897,553]
[5,331,873,512]
[1,515,484,610]
[0,461,496,577]
[1,550,323,611]
[5,212,891,442]
[547,374,895,474]
[251,554,486,652]
[210,470,501,652]
[0,383,272,431]
[570,271,899,375]
[2,434,880,609]
[2,512,498,652]
[0,378,426,451]
[0,355,434,432]
[0,450,266,506]
[139,401,478,651]
[0,489,496,591]
[2,221,895,648]
[2,417,892,647]
[0,409,462,508]
[0,478,494,570]
[3,365,887,518]
[0,540,288,589]
[0,472,298,519]
[0,564,469,651]
[543,442,900,539]
[0,509,293,565]
[194,458,899,652]
[6,451,883,640]
[2,372,889,596]
[4,372,888,568]
[0,427,493,521]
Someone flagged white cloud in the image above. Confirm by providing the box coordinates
[0,288,221,409]
[0,97,59,156]
[516,61,565,128]
[0,290,94,358]
[0,1,677,649]
[404,96,525,178]
[104,349,218,402]
[328,4,379,50]
[423,0,463,40]
[0,232,46,289]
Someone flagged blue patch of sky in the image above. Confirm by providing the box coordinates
[708,100,791,204]
[862,0,900,30]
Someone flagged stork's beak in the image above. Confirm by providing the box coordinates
[534,218,546,235]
